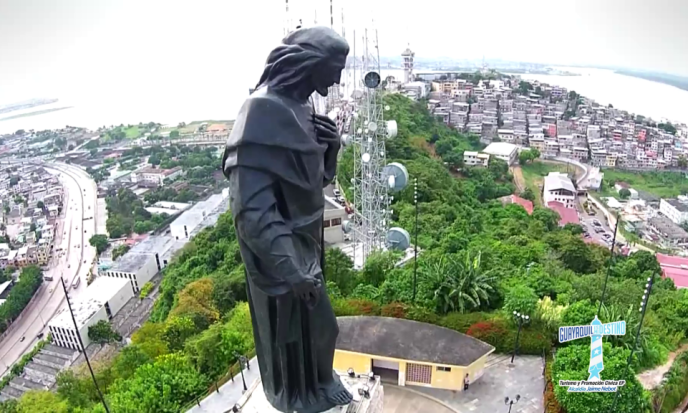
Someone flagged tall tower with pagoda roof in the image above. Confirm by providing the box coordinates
[401,45,415,83]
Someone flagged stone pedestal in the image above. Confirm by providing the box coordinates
[234,373,384,413]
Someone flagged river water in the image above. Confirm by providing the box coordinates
[1,67,686,134]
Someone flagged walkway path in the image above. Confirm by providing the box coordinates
[511,166,525,192]
[187,358,260,413]
[637,343,688,390]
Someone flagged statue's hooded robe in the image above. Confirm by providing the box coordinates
[221,52,340,412]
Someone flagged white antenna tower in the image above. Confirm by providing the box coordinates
[345,25,408,266]
[325,0,340,111]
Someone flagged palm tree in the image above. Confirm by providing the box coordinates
[430,251,496,314]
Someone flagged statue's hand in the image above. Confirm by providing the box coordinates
[313,114,340,149]
[292,277,322,310]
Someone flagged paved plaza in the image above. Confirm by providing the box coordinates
[411,355,545,413]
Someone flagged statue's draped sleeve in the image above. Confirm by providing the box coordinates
[228,166,312,295]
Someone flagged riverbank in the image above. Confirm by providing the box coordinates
[615,70,688,93]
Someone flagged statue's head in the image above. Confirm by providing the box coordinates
[256,26,349,99]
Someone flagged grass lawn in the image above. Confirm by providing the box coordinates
[123,126,141,139]
[520,161,577,206]
[601,169,688,199]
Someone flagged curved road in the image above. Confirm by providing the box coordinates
[0,162,97,375]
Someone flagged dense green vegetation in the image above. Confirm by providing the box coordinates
[3,94,688,412]
[0,266,43,336]
[601,169,688,199]
[105,188,169,238]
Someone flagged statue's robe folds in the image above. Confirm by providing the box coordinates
[222,86,340,413]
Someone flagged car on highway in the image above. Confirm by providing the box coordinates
[594,227,605,233]
[593,220,602,227]
[36,333,44,340]
[20,336,25,342]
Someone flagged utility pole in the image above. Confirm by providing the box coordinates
[609,273,656,412]
[412,178,418,303]
[597,211,620,315]
[61,278,110,413]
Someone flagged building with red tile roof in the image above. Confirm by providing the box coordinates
[656,253,688,289]
[499,194,534,215]
[546,201,579,226]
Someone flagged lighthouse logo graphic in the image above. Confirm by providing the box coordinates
[557,316,626,391]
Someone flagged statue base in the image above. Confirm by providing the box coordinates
[234,372,384,413]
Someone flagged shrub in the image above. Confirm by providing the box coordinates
[380,302,408,318]
[466,320,509,350]
[332,298,380,316]
[404,306,440,325]
[439,312,495,333]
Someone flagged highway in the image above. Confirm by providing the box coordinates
[0,162,98,375]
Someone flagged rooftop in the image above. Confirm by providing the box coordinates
[49,277,130,329]
[324,196,344,211]
[656,253,688,288]
[336,316,494,367]
[483,142,517,157]
[544,172,575,193]
[547,201,579,226]
[649,215,688,240]
[665,199,688,213]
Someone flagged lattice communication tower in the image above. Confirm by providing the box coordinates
[344,28,408,264]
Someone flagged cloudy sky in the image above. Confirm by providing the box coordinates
[0,0,687,104]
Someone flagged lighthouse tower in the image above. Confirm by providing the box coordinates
[401,45,414,83]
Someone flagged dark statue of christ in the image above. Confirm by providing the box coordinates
[221,27,352,413]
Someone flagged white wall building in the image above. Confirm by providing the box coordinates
[659,199,688,225]
[324,196,347,245]
[102,235,178,292]
[463,151,490,167]
[482,142,519,165]
[131,166,183,186]
[170,192,229,241]
[48,277,133,351]
[543,172,577,209]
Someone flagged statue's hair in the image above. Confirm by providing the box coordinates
[256,26,349,91]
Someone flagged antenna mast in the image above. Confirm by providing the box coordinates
[348,22,407,266]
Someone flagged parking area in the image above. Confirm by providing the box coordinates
[578,196,619,249]
[408,355,545,413]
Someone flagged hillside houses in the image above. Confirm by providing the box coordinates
[423,74,687,171]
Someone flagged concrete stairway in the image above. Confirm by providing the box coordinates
[0,344,77,400]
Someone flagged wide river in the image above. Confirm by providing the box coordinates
[1,67,686,134]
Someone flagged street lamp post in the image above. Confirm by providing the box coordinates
[412,178,418,303]
[504,395,521,413]
[657,373,670,413]
[234,352,248,392]
[598,211,620,315]
[609,274,656,412]
[511,311,530,364]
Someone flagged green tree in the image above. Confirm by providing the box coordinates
[553,343,648,413]
[169,130,180,139]
[503,285,539,317]
[431,251,496,314]
[619,188,631,199]
[36,201,44,210]
[108,353,208,413]
[16,390,68,413]
[88,320,122,344]
[325,248,356,295]
[88,234,109,255]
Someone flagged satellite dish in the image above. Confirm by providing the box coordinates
[362,153,371,163]
[368,122,378,132]
[342,220,353,234]
[385,105,391,111]
[386,227,411,250]
[341,134,350,145]
[352,90,364,100]
[383,162,409,192]
[364,71,381,89]
[386,120,398,139]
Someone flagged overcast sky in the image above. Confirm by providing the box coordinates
[1,0,687,103]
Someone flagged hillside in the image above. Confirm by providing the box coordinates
[1,94,688,413]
